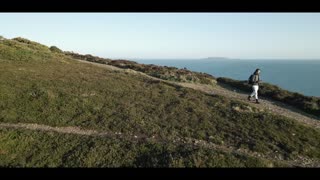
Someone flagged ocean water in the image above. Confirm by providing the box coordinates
[135,59,320,97]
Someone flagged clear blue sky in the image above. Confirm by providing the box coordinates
[1,13,320,59]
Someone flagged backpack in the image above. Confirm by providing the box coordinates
[248,74,255,84]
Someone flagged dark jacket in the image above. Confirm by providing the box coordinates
[252,73,260,85]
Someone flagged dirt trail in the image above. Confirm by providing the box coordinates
[177,82,320,129]
[1,122,319,167]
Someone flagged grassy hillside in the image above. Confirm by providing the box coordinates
[65,51,320,119]
[1,37,320,167]
[0,37,67,62]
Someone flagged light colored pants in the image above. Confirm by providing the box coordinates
[250,85,259,100]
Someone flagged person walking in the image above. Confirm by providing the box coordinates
[248,68,261,104]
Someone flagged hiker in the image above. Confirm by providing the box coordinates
[248,68,261,104]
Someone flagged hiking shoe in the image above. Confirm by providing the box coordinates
[256,99,260,104]
[247,96,251,101]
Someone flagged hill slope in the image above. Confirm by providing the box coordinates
[0,37,320,167]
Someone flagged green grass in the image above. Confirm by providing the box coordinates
[0,38,68,62]
[0,128,283,167]
[0,37,320,167]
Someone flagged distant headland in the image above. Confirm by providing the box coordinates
[204,57,230,60]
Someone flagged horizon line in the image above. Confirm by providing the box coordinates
[120,57,320,61]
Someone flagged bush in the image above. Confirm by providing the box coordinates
[64,52,112,64]
[12,37,40,45]
[11,37,50,52]
[0,38,54,62]
[49,46,63,53]
[64,52,217,85]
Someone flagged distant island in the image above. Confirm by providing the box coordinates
[204,57,230,60]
